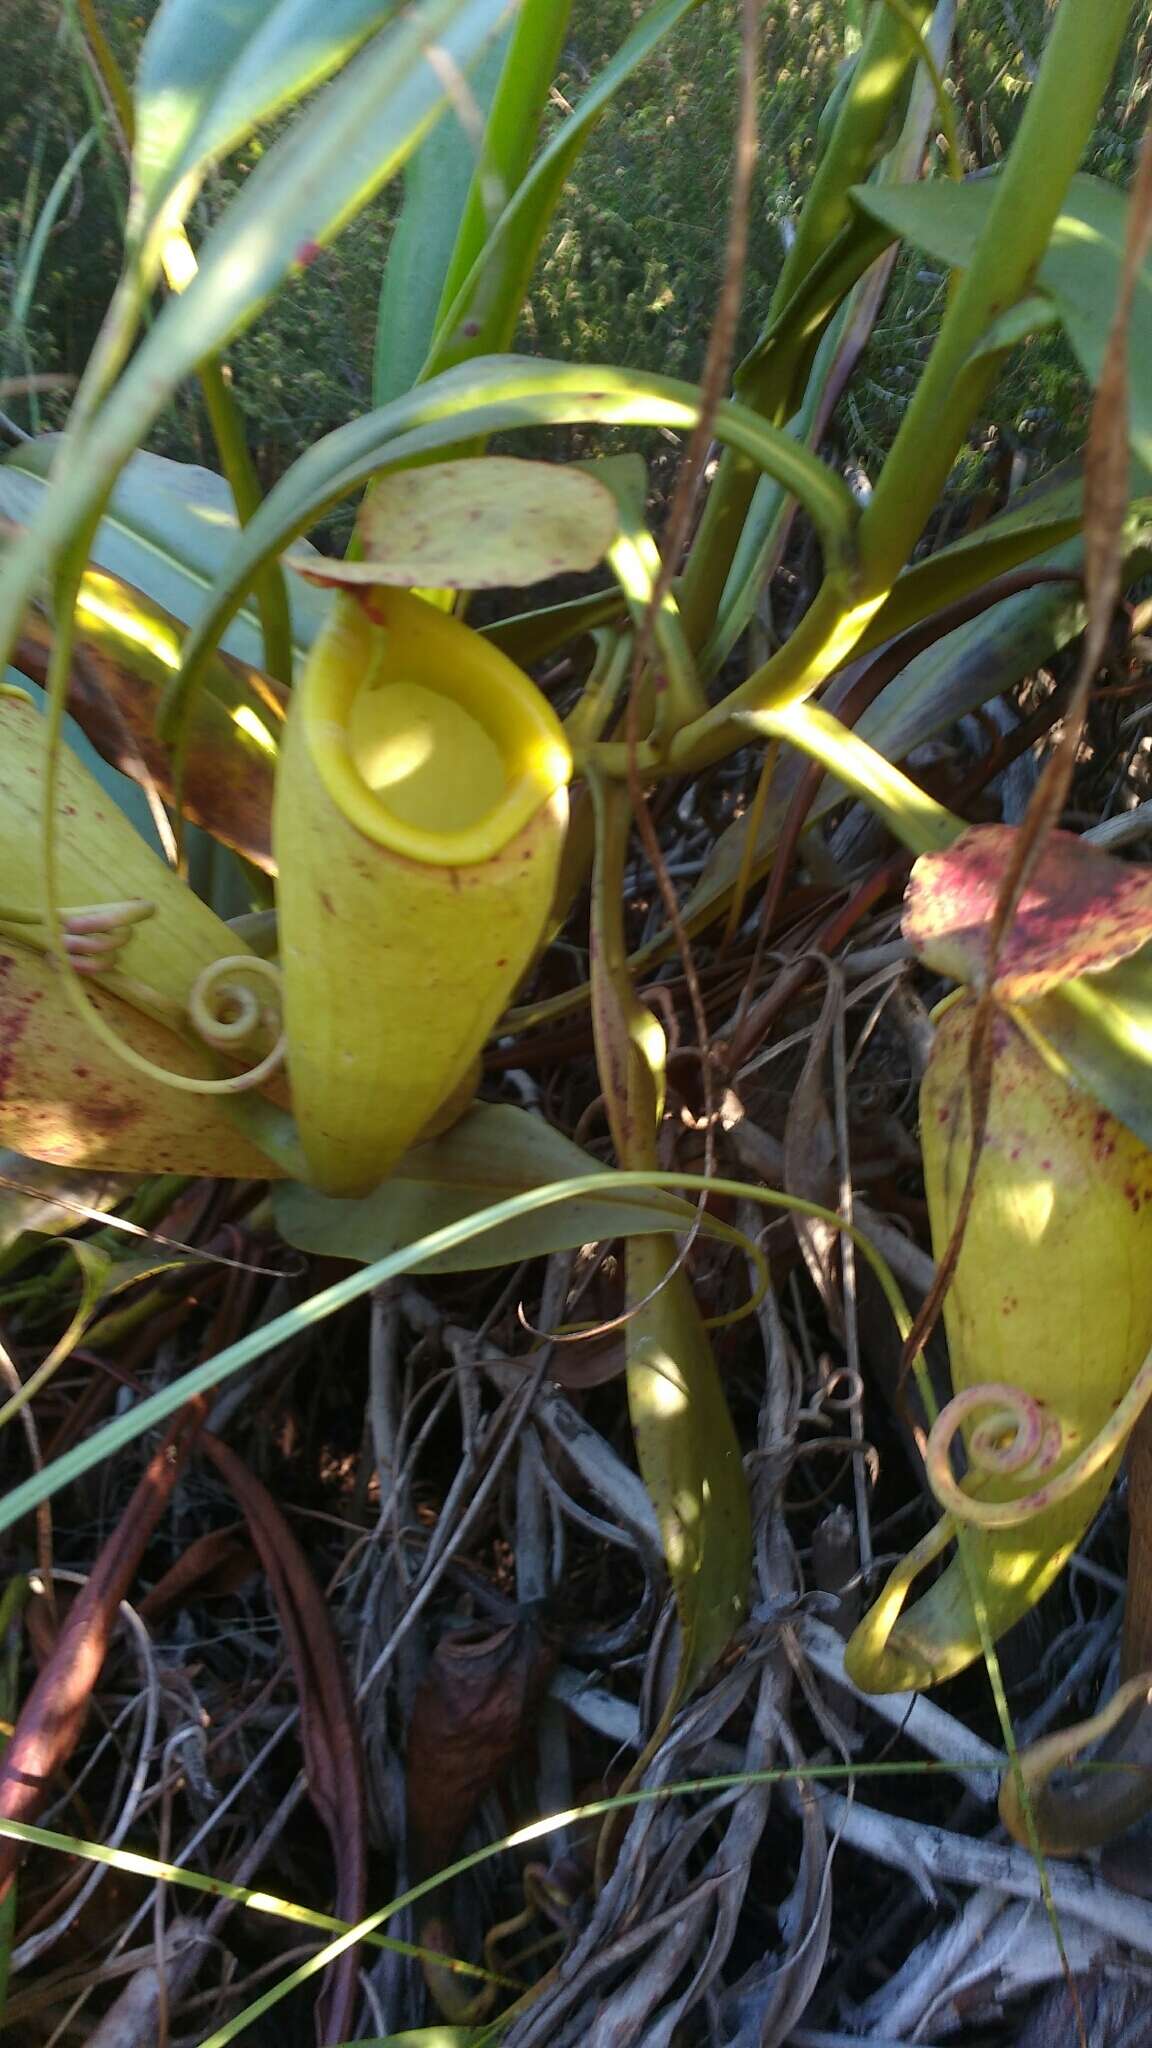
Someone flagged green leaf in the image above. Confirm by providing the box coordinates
[850,171,1004,272]
[273,1103,746,1275]
[0,1166,911,1541]
[857,556,1086,764]
[625,1237,751,1705]
[481,586,626,667]
[292,456,620,589]
[433,0,573,329]
[425,0,706,376]
[675,561,1091,949]
[0,0,515,669]
[1027,953,1152,1154]
[1042,178,1152,475]
[130,0,403,269]
[372,33,508,407]
[850,172,1152,470]
[0,1152,139,1276]
[337,2033,481,2046]
[4,129,97,364]
[0,443,327,667]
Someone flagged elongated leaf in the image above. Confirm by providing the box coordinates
[433,0,572,325]
[851,172,1152,469]
[341,2034,481,2046]
[130,0,403,265]
[626,1235,751,1704]
[0,1163,909,1542]
[0,0,515,667]
[677,563,1087,939]
[294,456,618,589]
[5,130,97,358]
[272,1102,744,1274]
[372,34,508,406]
[0,1151,139,1260]
[426,0,705,375]
[856,562,1084,771]
[0,444,327,666]
[481,585,626,666]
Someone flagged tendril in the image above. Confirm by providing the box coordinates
[186,955,286,1092]
[926,1347,1152,1530]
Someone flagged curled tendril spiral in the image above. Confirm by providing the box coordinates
[186,955,286,1093]
[926,1349,1152,1531]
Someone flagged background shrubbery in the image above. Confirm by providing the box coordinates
[3,1,1149,512]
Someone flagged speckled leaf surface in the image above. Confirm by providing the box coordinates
[288,457,618,590]
[904,824,1152,998]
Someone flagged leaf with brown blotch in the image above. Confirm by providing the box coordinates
[0,945,290,1177]
[201,1432,366,2046]
[0,1409,202,1897]
[406,1619,555,1885]
[904,824,1152,1000]
[7,539,281,872]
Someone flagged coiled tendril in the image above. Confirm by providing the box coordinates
[926,1350,1152,1530]
[8,895,289,1098]
[186,955,286,1092]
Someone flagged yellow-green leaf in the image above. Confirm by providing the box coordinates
[289,457,618,591]
[272,1102,746,1273]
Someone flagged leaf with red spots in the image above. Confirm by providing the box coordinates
[0,946,288,1177]
[904,824,1152,999]
[286,457,619,592]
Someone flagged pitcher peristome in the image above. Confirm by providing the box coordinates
[273,587,571,1196]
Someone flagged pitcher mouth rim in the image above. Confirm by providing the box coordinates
[303,590,572,866]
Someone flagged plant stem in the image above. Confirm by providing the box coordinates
[197,356,294,685]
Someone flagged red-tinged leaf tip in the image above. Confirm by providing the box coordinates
[905,823,1152,998]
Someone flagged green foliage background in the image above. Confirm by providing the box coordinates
[3,1,1149,503]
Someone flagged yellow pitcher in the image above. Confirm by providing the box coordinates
[273,587,571,1196]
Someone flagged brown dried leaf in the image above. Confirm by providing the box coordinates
[406,1619,554,1883]
[202,1432,366,2045]
[137,1522,255,1622]
[0,1410,201,1895]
